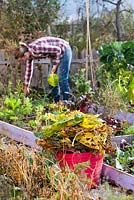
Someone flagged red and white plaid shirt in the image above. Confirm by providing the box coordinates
[24,36,69,87]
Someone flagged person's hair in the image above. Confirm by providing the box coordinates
[14,45,29,59]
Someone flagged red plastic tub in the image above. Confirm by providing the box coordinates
[55,150,103,188]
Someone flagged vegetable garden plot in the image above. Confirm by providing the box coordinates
[1,118,134,192]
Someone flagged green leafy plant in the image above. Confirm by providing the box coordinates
[105,139,134,175]
[116,142,134,174]
[0,81,50,129]
[71,69,92,96]
[122,125,134,135]
[97,41,134,104]
[5,97,21,110]
[0,95,34,124]
[28,104,47,131]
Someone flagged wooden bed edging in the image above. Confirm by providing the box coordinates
[111,135,134,146]
[0,120,40,150]
[102,163,134,191]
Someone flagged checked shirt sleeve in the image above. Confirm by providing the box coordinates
[24,59,34,87]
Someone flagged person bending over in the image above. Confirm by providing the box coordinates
[15,36,72,102]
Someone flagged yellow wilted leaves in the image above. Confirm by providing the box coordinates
[79,114,102,129]
[76,124,111,152]
[43,110,84,137]
[41,110,113,153]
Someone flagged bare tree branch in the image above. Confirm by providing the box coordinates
[120,9,134,14]
[102,0,117,6]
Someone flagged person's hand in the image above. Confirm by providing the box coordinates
[23,86,30,95]
[51,65,58,74]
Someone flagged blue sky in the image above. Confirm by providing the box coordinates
[59,0,81,21]
[59,0,134,21]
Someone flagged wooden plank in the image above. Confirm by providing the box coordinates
[0,64,8,86]
[0,61,10,65]
[0,58,99,65]
[0,120,40,150]
[33,58,100,64]
[31,65,40,87]
[34,59,50,64]
[102,163,134,191]
[115,111,134,124]
[0,50,7,62]
[111,135,134,146]
[41,63,49,89]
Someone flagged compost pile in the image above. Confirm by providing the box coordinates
[37,110,114,154]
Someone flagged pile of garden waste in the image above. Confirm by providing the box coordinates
[36,110,114,155]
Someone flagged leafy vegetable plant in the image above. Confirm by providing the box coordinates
[71,68,92,95]
[97,41,134,104]
[105,139,134,175]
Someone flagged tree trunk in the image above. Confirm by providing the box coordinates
[116,0,122,41]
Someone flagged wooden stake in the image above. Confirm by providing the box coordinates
[85,0,95,89]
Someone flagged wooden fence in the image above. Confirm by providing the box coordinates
[0,49,100,93]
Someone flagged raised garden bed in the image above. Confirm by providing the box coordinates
[0,120,134,192]
[0,120,38,148]
[102,135,134,191]
[102,163,134,191]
